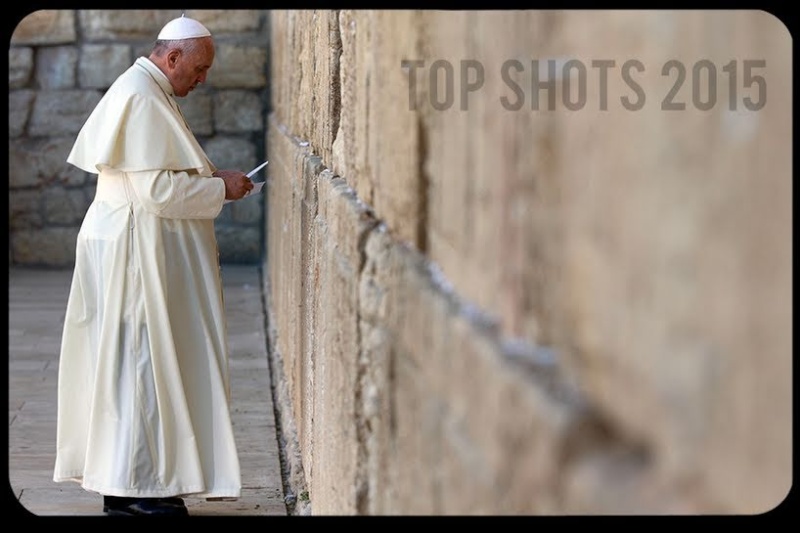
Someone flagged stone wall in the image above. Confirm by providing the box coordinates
[265,10,792,515]
[8,9,270,266]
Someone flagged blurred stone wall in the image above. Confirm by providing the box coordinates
[266,10,792,515]
[8,9,270,266]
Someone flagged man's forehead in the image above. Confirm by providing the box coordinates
[188,39,214,65]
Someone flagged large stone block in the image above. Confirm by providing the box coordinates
[202,136,257,171]
[9,137,87,189]
[35,46,78,89]
[9,90,36,138]
[269,11,340,171]
[179,89,213,136]
[11,10,76,45]
[268,11,290,126]
[334,10,422,246]
[230,195,263,224]
[9,47,34,88]
[78,10,176,40]
[11,228,79,267]
[42,186,91,225]
[215,226,261,264]
[8,190,43,230]
[358,226,588,514]
[214,90,264,132]
[28,90,102,137]
[265,117,314,481]
[216,203,233,223]
[78,44,131,89]
[187,9,264,33]
[208,44,268,89]
[329,11,376,214]
[308,171,378,515]
[553,10,792,515]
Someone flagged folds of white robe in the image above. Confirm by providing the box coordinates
[66,57,215,176]
[53,167,241,498]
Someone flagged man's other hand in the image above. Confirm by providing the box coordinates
[214,170,254,200]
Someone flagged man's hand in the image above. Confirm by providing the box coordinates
[214,169,253,200]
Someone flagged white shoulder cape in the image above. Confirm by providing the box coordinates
[67,57,215,175]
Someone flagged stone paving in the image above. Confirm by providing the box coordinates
[8,265,287,517]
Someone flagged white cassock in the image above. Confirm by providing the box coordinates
[53,56,241,499]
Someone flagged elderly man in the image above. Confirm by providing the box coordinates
[53,15,251,516]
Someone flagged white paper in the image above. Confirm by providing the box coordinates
[247,181,266,196]
[246,160,269,178]
[224,160,268,204]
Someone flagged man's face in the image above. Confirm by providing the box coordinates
[170,38,215,97]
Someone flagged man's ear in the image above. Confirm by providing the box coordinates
[167,49,181,69]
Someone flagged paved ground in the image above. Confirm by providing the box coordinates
[8,265,287,517]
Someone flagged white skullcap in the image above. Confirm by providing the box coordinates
[157,14,211,40]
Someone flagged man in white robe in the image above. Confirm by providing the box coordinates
[53,15,254,516]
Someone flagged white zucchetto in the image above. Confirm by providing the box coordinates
[157,14,211,40]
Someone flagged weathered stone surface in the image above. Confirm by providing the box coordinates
[265,118,312,486]
[270,10,340,171]
[202,136,257,171]
[188,9,264,33]
[215,226,261,264]
[217,204,233,223]
[231,195,263,224]
[208,44,268,89]
[83,179,97,201]
[11,228,79,266]
[42,187,91,225]
[214,90,264,132]
[556,11,790,515]
[28,90,102,137]
[132,44,153,61]
[8,190,43,230]
[336,10,421,245]
[78,44,131,89]
[179,90,214,136]
[78,10,176,40]
[9,137,87,189]
[9,90,36,138]
[11,10,76,45]
[9,47,34,88]
[330,10,369,205]
[35,46,78,89]
[306,171,377,515]
[268,9,792,515]
[414,10,791,514]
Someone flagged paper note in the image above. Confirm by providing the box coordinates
[247,160,269,178]
[247,180,266,196]
[224,160,268,204]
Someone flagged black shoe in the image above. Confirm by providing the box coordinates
[103,496,189,516]
[160,497,186,508]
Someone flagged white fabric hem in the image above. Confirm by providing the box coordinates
[54,475,240,499]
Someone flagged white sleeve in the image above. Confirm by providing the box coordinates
[126,169,226,219]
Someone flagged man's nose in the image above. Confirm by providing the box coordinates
[198,71,208,84]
